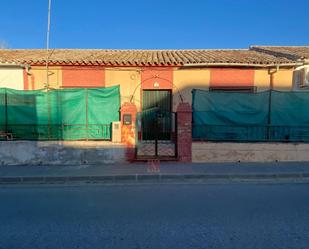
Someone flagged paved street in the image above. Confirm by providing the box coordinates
[0,182,308,249]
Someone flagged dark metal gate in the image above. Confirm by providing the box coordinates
[136,110,177,159]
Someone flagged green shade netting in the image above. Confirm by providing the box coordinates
[1,86,120,140]
[192,89,309,142]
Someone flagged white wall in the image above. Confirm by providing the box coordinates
[0,67,24,90]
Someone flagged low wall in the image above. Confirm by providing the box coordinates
[0,141,126,166]
[193,142,309,162]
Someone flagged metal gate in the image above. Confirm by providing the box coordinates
[136,110,177,159]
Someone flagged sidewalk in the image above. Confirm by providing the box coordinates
[1,162,309,184]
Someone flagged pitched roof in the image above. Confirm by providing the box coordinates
[250,46,309,60]
[0,48,295,67]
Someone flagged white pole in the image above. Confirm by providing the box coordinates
[46,0,52,89]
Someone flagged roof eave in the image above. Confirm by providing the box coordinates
[181,62,302,68]
[0,62,29,68]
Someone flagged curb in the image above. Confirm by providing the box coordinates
[0,173,309,185]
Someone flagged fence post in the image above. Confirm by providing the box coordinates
[267,90,272,140]
[5,88,8,134]
[120,102,137,162]
[176,102,192,162]
[47,90,51,140]
[85,88,89,141]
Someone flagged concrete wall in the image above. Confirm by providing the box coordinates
[193,142,309,162]
[0,67,24,90]
[0,141,126,166]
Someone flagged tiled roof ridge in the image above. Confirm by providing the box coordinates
[251,45,309,48]
[250,46,309,60]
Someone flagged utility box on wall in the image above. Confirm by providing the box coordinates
[123,114,132,125]
[112,121,121,143]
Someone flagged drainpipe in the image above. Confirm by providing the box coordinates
[268,64,279,90]
[0,63,27,69]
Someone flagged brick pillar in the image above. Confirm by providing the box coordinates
[120,102,137,162]
[176,102,192,162]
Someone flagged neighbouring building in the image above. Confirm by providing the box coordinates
[0,45,308,165]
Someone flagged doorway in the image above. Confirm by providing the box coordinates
[136,90,177,158]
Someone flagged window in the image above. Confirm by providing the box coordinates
[209,86,257,93]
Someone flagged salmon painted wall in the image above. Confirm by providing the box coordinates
[61,66,105,88]
[140,67,173,111]
[141,67,173,90]
[209,68,255,87]
[21,66,294,102]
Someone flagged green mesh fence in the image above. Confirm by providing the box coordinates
[192,89,309,142]
[0,86,120,140]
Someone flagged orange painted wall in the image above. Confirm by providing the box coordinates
[24,65,294,95]
[210,68,255,86]
[140,67,173,111]
[28,66,62,89]
[273,69,294,90]
[23,69,29,90]
[141,67,173,89]
[61,66,105,88]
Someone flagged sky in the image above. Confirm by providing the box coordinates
[0,0,308,49]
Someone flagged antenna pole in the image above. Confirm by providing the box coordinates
[46,0,52,89]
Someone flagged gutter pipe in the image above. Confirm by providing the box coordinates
[182,62,302,68]
[0,63,28,69]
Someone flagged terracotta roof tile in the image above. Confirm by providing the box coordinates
[0,48,296,66]
[250,46,309,60]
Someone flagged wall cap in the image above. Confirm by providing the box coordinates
[120,102,137,112]
[176,102,192,113]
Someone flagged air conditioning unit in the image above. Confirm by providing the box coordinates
[293,66,309,89]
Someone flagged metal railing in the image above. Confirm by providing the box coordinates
[193,124,309,142]
[0,124,112,141]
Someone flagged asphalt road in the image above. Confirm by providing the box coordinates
[0,183,308,249]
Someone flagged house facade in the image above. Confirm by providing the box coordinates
[1,46,307,108]
[0,46,308,164]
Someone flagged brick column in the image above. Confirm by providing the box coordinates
[120,102,137,162]
[176,102,192,162]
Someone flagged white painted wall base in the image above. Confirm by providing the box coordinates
[193,142,309,162]
[0,141,126,166]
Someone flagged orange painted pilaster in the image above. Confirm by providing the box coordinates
[120,102,137,162]
[23,69,29,90]
[177,102,192,162]
[141,67,173,89]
